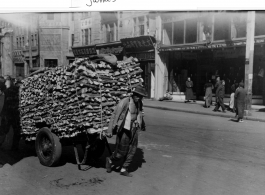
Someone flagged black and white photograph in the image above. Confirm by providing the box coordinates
[0,1,265,194]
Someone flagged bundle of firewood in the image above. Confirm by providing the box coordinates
[19,57,143,141]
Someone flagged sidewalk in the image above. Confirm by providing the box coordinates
[143,99,265,123]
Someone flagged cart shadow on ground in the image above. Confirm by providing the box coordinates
[58,143,146,173]
[0,140,37,167]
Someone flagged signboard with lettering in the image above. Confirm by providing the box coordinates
[129,52,155,60]
[121,36,156,53]
[72,45,97,57]
[159,38,265,52]
[96,42,124,55]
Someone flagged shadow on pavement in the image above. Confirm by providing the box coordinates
[0,140,37,167]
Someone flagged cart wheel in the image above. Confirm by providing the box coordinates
[35,127,62,167]
[82,135,105,160]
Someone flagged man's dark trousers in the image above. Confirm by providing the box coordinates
[214,97,226,111]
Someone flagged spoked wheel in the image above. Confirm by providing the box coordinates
[35,127,62,167]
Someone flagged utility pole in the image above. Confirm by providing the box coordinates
[244,11,255,115]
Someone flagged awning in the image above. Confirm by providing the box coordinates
[72,44,97,57]
[96,41,124,55]
[120,35,156,53]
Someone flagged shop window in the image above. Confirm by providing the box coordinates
[22,37,24,47]
[185,19,197,43]
[16,65,24,77]
[35,34,38,45]
[44,59,58,68]
[173,21,184,44]
[89,28,91,44]
[72,34,74,46]
[163,22,173,45]
[47,13,54,20]
[31,34,34,46]
[32,60,39,68]
[255,11,265,36]
[214,14,231,40]
[17,37,19,48]
[232,12,247,38]
[139,25,145,35]
[85,29,88,45]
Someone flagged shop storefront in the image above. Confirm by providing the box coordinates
[121,36,156,98]
[159,38,265,105]
[13,50,25,78]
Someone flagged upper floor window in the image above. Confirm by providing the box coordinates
[255,11,265,36]
[231,12,247,38]
[47,13,54,20]
[163,22,173,45]
[173,21,184,44]
[214,14,231,40]
[185,19,197,43]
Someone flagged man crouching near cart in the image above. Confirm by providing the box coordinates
[105,85,147,177]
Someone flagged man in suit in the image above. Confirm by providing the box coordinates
[0,76,21,151]
[213,80,226,113]
[105,85,147,177]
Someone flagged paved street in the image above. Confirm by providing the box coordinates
[1,107,265,195]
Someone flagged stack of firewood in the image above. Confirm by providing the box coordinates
[19,57,143,141]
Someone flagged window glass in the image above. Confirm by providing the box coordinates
[185,19,197,43]
[173,21,184,44]
[163,22,173,45]
[214,14,231,40]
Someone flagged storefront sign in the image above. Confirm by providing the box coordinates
[12,50,24,63]
[96,42,124,55]
[72,45,97,57]
[159,38,265,52]
[129,52,155,60]
[121,36,156,53]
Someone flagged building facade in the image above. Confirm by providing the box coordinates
[2,11,265,104]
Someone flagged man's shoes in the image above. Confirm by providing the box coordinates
[213,109,217,112]
[106,157,112,173]
[238,119,244,123]
[222,110,226,113]
[120,171,133,177]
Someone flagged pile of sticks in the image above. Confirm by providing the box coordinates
[19,57,143,141]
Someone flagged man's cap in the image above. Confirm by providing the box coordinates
[239,82,244,87]
[132,85,147,97]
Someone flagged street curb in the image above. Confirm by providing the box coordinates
[144,105,265,123]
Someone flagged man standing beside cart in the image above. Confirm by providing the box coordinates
[105,85,147,177]
[0,76,21,151]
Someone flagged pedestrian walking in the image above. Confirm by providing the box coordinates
[0,76,21,151]
[234,82,247,122]
[105,85,147,177]
[214,76,221,105]
[185,77,196,103]
[204,80,213,108]
[213,80,226,113]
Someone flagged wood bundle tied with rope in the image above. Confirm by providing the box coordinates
[19,56,144,141]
